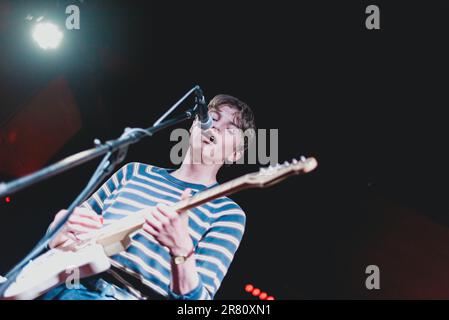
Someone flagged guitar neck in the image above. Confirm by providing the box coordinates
[171,175,249,212]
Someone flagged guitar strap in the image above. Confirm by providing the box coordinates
[96,266,167,300]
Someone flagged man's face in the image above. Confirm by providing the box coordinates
[189,105,244,165]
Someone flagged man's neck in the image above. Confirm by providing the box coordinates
[171,152,221,187]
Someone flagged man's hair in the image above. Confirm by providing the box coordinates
[207,94,256,151]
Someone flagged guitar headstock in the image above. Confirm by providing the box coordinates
[245,156,318,188]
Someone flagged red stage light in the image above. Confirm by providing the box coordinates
[251,288,261,296]
[244,283,275,299]
[244,284,254,292]
[5,197,10,203]
[259,292,268,300]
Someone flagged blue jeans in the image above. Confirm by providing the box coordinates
[39,277,139,300]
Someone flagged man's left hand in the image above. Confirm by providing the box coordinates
[142,188,194,257]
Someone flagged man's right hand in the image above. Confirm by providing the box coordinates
[49,207,104,249]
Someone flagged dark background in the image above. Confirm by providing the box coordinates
[0,0,448,299]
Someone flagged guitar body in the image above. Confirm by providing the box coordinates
[2,212,147,300]
[2,244,111,300]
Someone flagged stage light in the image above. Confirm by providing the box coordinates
[32,22,63,50]
[5,197,11,203]
[251,288,261,296]
[244,284,254,292]
[244,283,276,300]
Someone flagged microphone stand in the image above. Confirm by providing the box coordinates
[0,85,204,298]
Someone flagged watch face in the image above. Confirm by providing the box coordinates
[174,256,185,265]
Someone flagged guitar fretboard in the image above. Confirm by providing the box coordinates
[171,175,249,212]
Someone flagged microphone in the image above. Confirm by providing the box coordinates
[194,86,213,130]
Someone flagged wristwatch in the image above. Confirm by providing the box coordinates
[171,247,195,265]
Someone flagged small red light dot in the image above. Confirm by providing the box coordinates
[244,284,254,292]
[266,296,275,300]
[252,288,261,296]
[5,197,10,203]
[259,292,268,300]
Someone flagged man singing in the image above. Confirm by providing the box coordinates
[41,94,256,300]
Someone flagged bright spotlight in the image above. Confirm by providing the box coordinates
[32,22,63,50]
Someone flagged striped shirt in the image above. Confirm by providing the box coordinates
[80,162,246,300]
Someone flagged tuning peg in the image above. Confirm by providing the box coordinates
[292,158,298,164]
[283,161,289,166]
[300,156,306,162]
[94,138,102,147]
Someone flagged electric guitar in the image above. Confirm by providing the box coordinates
[1,156,318,300]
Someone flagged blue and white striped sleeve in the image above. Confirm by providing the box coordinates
[80,162,136,215]
[168,208,246,300]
